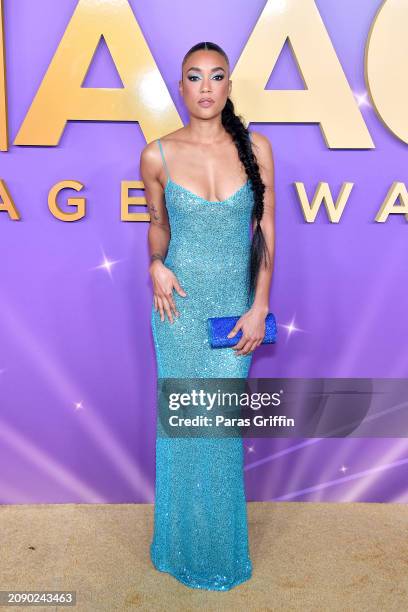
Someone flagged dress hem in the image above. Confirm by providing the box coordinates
[150,545,252,591]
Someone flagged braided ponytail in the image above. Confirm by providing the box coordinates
[182,42,270,304]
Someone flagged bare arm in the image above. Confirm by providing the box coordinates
[140,141,187,323]
[139,141,171,267]
[250,131,276,314]
[227,131,276,355]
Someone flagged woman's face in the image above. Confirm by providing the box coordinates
[179,50,231,118]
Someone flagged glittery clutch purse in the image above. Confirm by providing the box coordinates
[207,313,277,349]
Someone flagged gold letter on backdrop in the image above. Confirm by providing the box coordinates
[366,0,408,143]
[48,181,86,221]
[375,183,408,222]
[231,0,374,148]
[121,181,150,222]
[0,179,20,219]
[14,0,182,146]
[295,182,354,222]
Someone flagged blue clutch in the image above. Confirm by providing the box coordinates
[207,312,277,349]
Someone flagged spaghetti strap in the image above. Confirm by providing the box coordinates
[157,138,170,180]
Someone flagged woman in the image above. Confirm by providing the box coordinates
[140,41,275,590]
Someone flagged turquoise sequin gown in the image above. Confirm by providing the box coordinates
[150,136,255,591]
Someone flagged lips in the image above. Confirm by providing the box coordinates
[198,98,214,107]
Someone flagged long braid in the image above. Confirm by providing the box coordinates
[182,42,270,303]
[221,97,270,302]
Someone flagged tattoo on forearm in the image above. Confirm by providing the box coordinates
[148,202,161,221]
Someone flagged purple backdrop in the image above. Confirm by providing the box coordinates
[1,0,407,504]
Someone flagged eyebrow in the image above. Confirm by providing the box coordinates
[186,66,225,72]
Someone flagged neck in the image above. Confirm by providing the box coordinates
[185,116,227,145]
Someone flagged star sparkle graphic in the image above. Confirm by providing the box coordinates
[91,250,122,279]
[279,314,304,344]
[354,90,371,108]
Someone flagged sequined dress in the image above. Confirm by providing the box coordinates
[150,136,255,591]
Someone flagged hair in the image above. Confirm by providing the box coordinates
[181,41,270,304]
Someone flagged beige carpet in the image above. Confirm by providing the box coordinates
[0,501,407,611]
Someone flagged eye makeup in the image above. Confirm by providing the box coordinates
[187,72,225,82]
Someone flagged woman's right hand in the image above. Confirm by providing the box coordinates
[149,260,187,323]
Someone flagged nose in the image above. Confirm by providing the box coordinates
[200,76,212,93]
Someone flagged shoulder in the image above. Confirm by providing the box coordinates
[140,128,187,162]
[248,130,275,185]
[249,130,273,153]
[249,130,274,164]
[139,138,160,166]
[139,138,168,184]
[139,129,188,183]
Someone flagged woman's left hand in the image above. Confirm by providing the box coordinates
[227,306,268,356]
